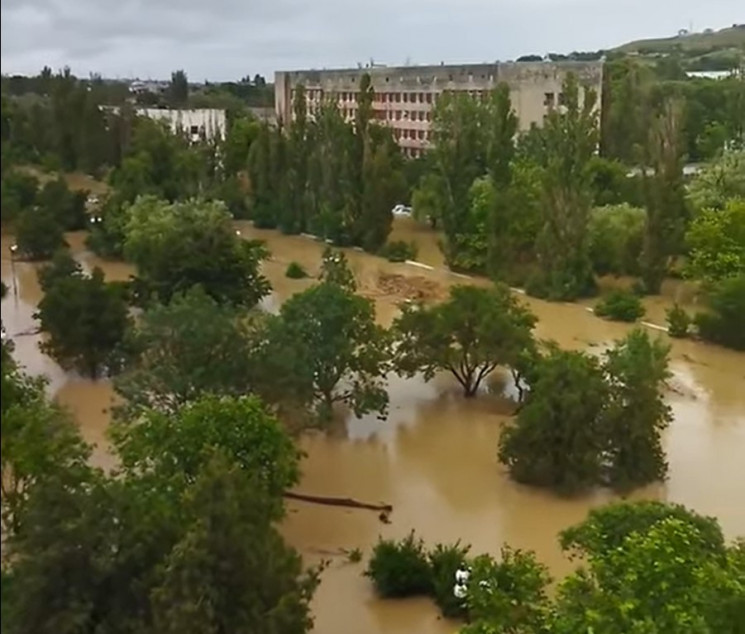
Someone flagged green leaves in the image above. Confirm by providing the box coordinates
[265,280,391,421]
[111,395,300,515]
[499,330,672,493]
[35,266,131,378]
[685,198,745,284]
[123,196,271,307]
[394,284,537,397]
[114,286,266,416]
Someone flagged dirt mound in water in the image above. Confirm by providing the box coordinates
[363,272,446,303]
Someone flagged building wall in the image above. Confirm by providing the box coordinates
[275,62,603,156]
[134,108,227,141]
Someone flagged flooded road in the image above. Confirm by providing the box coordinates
[2,221,744,634]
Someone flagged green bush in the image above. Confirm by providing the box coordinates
[378,240,418,263]
[429,541,470,618]
[285,261,308,279]
[364,531,432,598]
[694,275,745,350]
[595,289,646,322]
[666,304,691,338]
[588,204,646,277]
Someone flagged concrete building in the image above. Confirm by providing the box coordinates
[275,61,604,157]
[134,108,227,142]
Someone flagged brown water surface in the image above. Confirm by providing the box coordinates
[2,222,744,634]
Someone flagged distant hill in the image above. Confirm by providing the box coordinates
[614,25,745,55]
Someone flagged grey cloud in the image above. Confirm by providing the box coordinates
[1,0,740,81]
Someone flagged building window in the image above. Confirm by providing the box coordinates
[418,129,424,140]
[543,92,555,107]
[426,111,432,122]
[558,92,566,106]
[190,125,199,135]
[402,129,408,139]
[426,93,432,104]
[403,93,408,103]
[395,110,402,121]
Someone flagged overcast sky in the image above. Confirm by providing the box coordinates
[1,0,740,81]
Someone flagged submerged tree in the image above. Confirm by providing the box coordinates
[35,267,131,378]
[114,286,267,417]
[264,281,391,421]
[394,284,537,397]
[601,329,672,491]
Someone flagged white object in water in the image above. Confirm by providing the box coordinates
[455,566,470,584]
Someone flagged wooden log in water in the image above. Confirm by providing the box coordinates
[284,491,392,513]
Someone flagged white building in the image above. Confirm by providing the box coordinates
[134,108,227,142]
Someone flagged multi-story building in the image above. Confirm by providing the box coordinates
[275,61,604,157]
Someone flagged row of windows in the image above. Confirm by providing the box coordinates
[339,108,433,122]
[293,88,503,105]
[394,128,431,141]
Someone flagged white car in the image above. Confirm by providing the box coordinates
[392,204,412,216]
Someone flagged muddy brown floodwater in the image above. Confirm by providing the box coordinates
[2,220,744,634]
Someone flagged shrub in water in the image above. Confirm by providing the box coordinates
[594,289,645,322]
[694,274,745,351]
[365,531,432,597]
[429,541,471,618]
[666,304,690,338]
[378,240,418,263]
[285,261,308,279]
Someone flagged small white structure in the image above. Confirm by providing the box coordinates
[134,108,227,142]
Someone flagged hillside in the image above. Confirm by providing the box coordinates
[615,24,745,54]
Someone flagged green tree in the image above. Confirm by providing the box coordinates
[559,501,727,559]
[553,509,743,633]
[462,548,551,634]
[111,395,300,504]
[264,281,391,420]
[14,206,66,260]
[36,177,88,231]
[498,347,608,493]
[0,170,38,222]
[687,150,745,211]
[34,267,131,378]
[588,203,646,276]
[685,198,745,284]
[319,247,357,291]
[601,329,672,491]
[695,273,745,350]
[1,366,91,538]
[640,98,688,293]
[531,73,599,300]
[168,70,189,107]
[123,196,271,306]
[393,284,537,397]
[37,248,82,292]
[485,83,520,278]
[426,91,488,267]
[114,287,266,416]
[149,453,319,634]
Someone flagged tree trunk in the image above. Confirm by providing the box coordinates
[284,491,392,513]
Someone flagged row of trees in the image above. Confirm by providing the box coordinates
[1,343,318,632]
[30,195,674,496]
[248,77,406,251]
[365,502,745,633]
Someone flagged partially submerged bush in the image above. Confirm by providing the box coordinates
[429,541,471,618]
[666,304,691,338]
[285,261,308,279]
[595,289,646,322]
[694,274,745,350]
[379,240,418,263]
[364,531,432,597]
